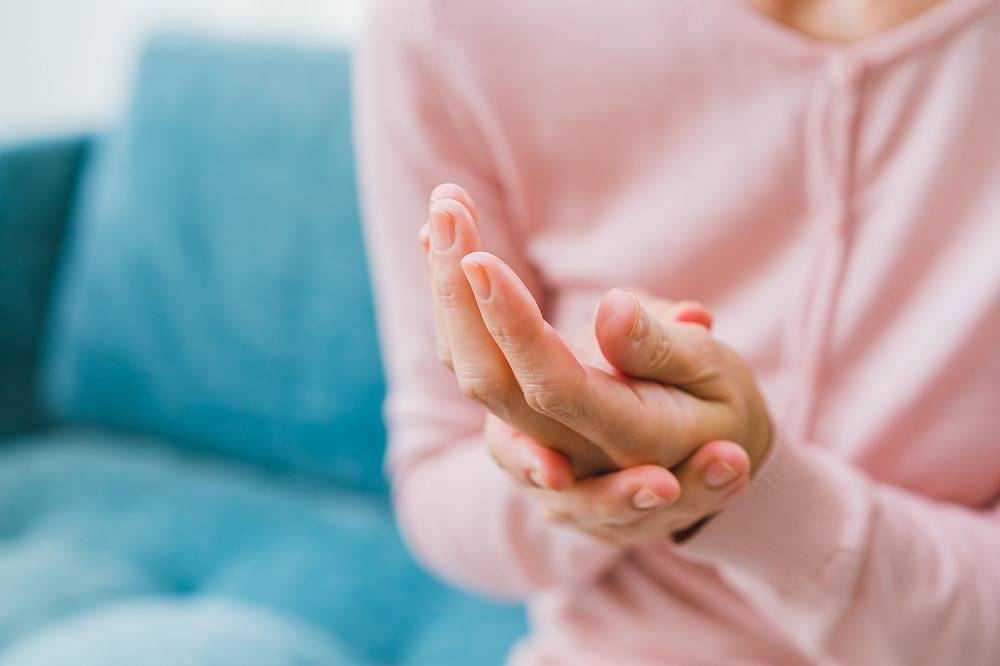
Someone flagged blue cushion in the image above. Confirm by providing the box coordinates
[39,35,387,492]
[0,136,88,437]
[0,598,361,666]
[0,429,527,664]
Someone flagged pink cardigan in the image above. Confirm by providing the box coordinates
[355,0,1000,663]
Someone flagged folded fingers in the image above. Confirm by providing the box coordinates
[483,415,575,491]
[535,465,681,529]
[462,253,709,469]
[534,440,751,544]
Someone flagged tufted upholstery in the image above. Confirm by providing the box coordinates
[0,430,525,664]
[0,34,527,664]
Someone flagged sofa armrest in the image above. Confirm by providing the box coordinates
[0,134,91,436]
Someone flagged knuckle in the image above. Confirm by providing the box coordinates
[436,346,455,370]
[523,383,578,420]
[456,375,502,409]
[430,274,464,306]
[484,318,546,359]
[482,319,515,347]
[692,335,721,369]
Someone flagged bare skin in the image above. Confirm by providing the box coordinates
[423,184,769,542]
[746,0,944,43]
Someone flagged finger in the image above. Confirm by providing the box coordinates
[619,289,713,331]
[420,221,455,370]
[539,441,750,543]
[419,222,431,255]
[668,439,751,540]
[424,182,480,368]
[432,204,615,474]
[595,289,731,400]
[646,297,713,330]
[537,465,681,528]
[430,183,479,224]
[462,252,703,469]
[428,198,508,381]
[484,416,575,491]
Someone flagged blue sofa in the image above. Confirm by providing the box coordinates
[0,34,526,665]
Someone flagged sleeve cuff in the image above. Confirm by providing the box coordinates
[675,435,872,597]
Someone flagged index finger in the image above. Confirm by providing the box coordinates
[430,203,617,475]
[460,252,700,469]
[430,183,479,223]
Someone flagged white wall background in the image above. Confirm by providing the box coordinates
[0,0,369,140]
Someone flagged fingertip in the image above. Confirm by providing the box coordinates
[632,486,668,510]
[706,439,751,470]
[430,183,479,223]
[621,465,681,508]
[418,222,431,251]
[649,467,682,504]
[595,289,646,372]
[430,182,465,202]
[461,250,499,270]
[523,439,576,492]
[697,440,751,489]
[429,198,484,258]
[597,289,639,335]
[534,464,575,492]
[540,458,576,492]
[526,468,548,490]
[703,459,741,489]
[672,300,714,330]
[461,258,492,302]
[461,252,532,310]
[429,197,472,224]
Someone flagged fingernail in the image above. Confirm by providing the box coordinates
[632,487,668,510]
[626,292,648,342]
[429,183,450,203]
[704,460,740,489]
[462,260,492,301]
[527,468,550,490]
[429,207,456,252]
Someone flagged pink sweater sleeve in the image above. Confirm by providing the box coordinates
[353,0,621,599]
[678,435,1000,663]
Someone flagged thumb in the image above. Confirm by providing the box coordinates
[595,289,727,399]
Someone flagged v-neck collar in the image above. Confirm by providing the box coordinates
[710,0,997,66]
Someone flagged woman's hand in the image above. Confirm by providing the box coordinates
[424,184,772,472]
[486,416,752,544]
[422,183,617,478]
[423,182,773,536]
